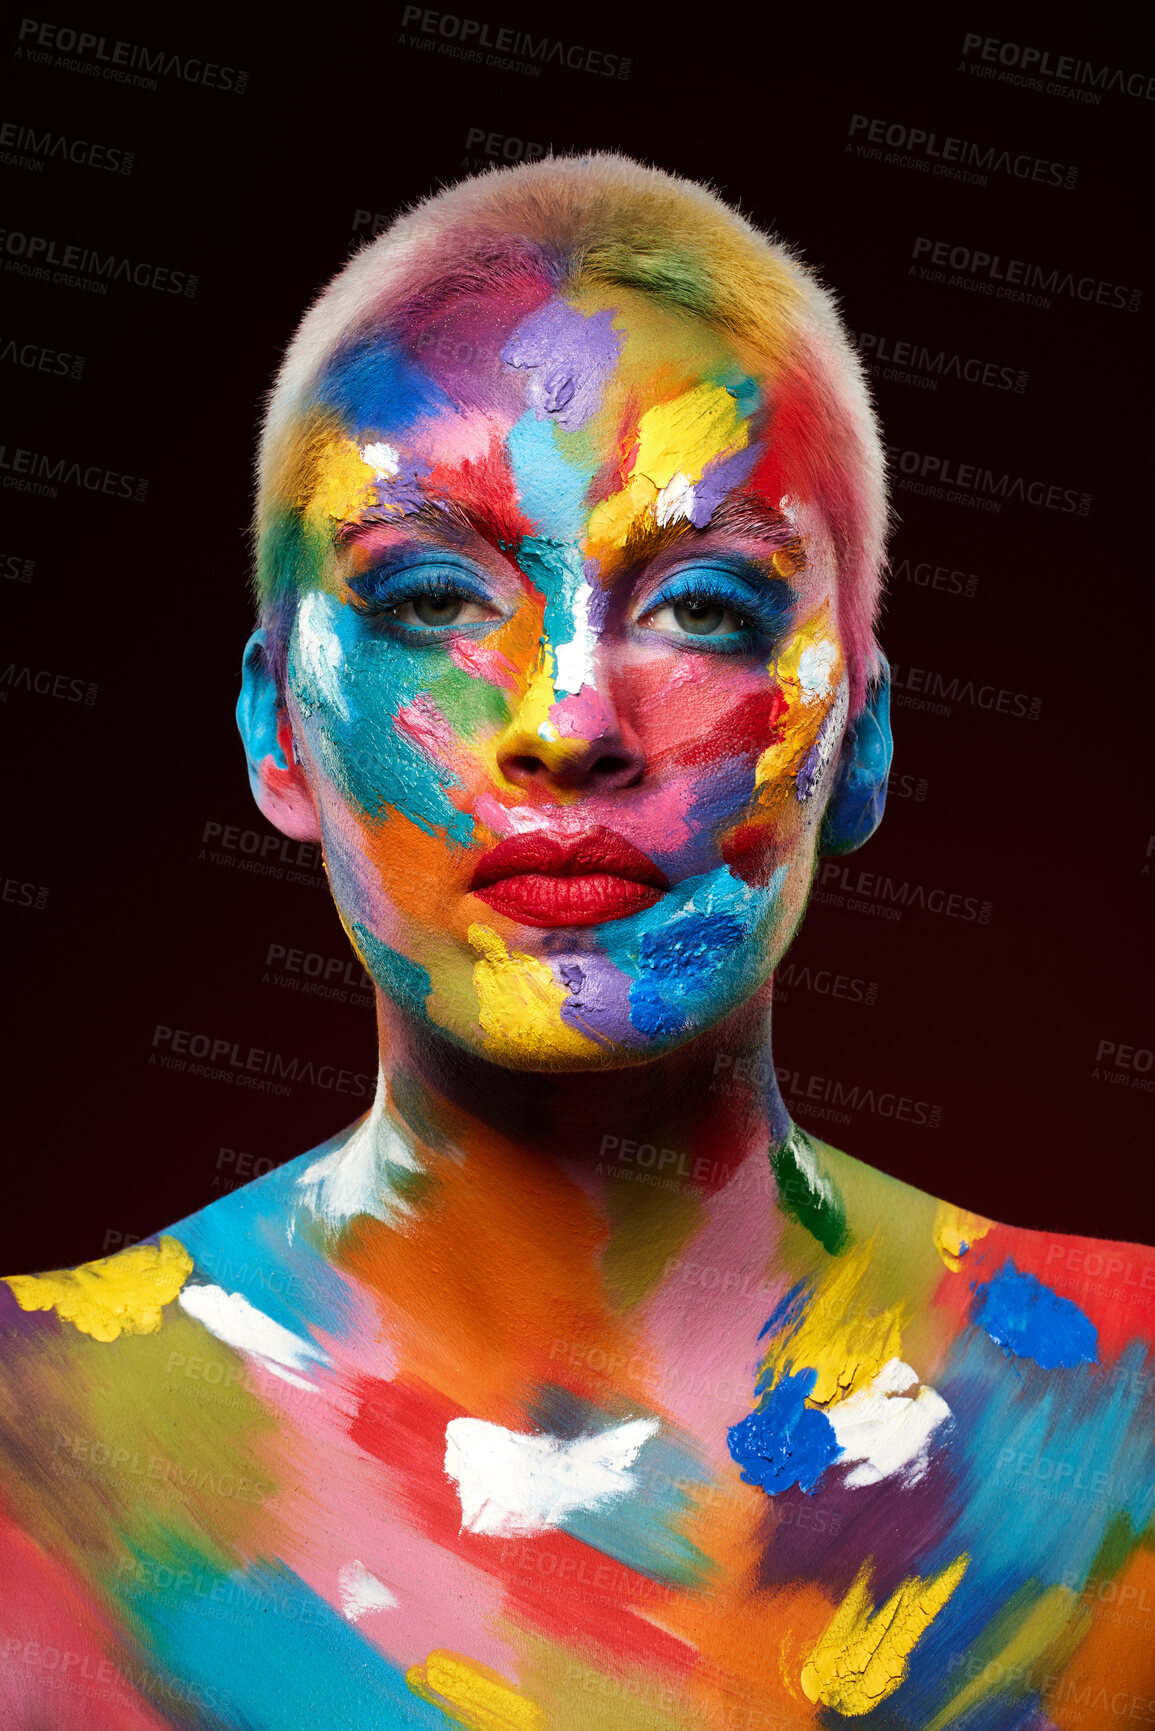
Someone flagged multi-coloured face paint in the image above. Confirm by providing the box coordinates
[266,285,851,1067]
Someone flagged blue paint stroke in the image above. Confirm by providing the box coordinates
[727,1366,841,1496]
[970,1260,1098,1370]
[629,910,746,1038]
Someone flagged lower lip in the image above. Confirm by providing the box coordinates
[472,874,663,927]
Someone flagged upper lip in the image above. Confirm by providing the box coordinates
[470,827,669,890]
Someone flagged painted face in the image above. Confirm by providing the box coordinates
[280,285,850,1067]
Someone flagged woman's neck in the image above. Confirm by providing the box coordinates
[366,986,792,1211]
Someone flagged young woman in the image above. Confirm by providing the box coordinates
[3,155,1151,1730]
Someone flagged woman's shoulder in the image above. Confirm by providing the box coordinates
[0,1112,372,1362]
[790,1122,1155,1357]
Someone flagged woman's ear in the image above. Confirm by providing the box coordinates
[236,631,321,841]
[818,669,893,857]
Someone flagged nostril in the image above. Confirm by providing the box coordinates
[507,754,545,779]
[592,755,632,778]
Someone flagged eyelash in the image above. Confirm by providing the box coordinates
[348,565,497,631]
[640,569,794,653]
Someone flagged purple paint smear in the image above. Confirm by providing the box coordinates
[502,301,623,431]
[689,444,761,527]
[558,953,646,1046]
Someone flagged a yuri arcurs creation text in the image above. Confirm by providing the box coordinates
[2,156,1152,1729]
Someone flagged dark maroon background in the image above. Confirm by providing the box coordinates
[2,8,1150,1271]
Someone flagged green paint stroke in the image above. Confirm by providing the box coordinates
[770,1126,850,1256]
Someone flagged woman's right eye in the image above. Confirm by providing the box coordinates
[348,563,504,632]
[388,590,497,628]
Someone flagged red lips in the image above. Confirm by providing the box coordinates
[471,827,669,927]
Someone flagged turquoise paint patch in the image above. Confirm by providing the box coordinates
[562,1425,711,1588]
[172,1159,352,1342]
[130,1554,446,1730]
[353,922,433,1021]
[506,411,593,541]
[970,1260,1098,1369]
[288,592,473,846]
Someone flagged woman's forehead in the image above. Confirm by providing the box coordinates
[315,285,767,449]
[299,288,779,552]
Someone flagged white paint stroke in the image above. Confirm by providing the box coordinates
[337,1560,398,1621]
[178,1283,325,1379]
[444,1415,659,1538]
[655,470,696,528]
[296,1069,421,1232]
[359,441,400,480]
[798,640,839,702]
[552,576,597,698]
[294,590,349,722]
[827,1358,950,1488]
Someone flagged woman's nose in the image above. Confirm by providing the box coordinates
[496,688,646,792]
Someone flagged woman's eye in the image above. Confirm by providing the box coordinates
[384,589,499,629]
[393,592,498,626]
[644,597,750,639]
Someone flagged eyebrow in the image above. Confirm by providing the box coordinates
[615,495,805,571]
[338,496,527,558]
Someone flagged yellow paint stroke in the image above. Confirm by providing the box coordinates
[407,1650,544,1731]
[586,381,748,550]
[469,924,599,1062]
[924,1584,1084,1731]
[303,433,380,528]
[762,1241,905,1406]
[933,1201,995,1273]
[471,639,586,803]
[755,604,845,793]
[5,1236,193,1343]
[802,1555,969,1716]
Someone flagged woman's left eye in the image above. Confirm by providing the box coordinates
[642,594,752,640]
